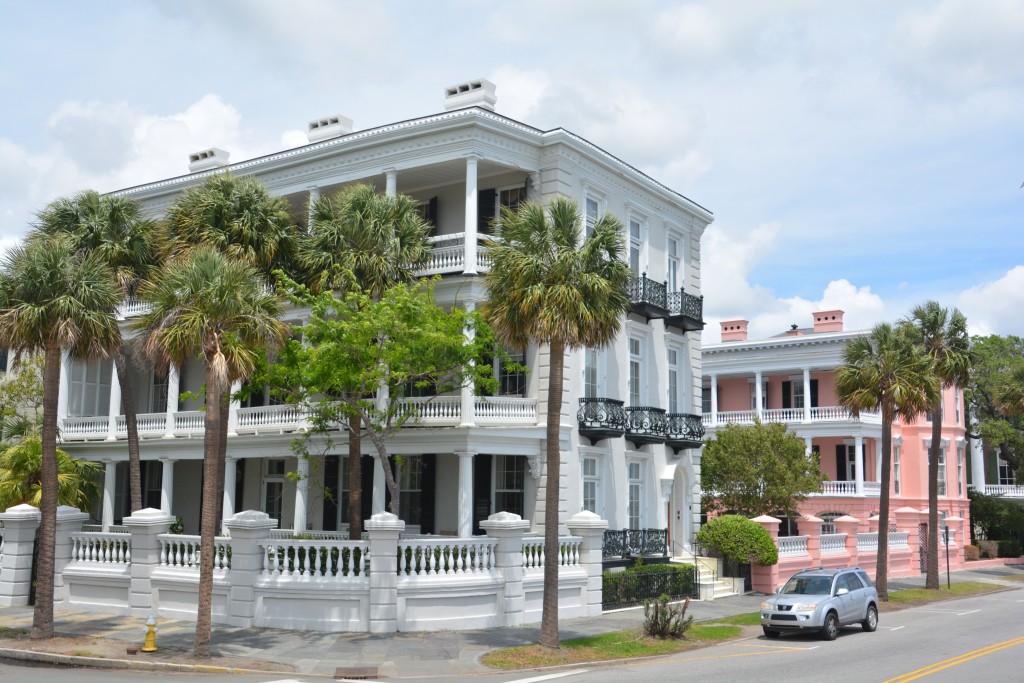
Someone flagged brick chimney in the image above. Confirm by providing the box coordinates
[786,324,804,337]
[720,320,749,342]
[812,310,844,333]
[443,78,497,111]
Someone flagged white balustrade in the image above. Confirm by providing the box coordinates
[173,411,206,435]
[236,404,305,434]
[857,532,879,552]
[261,539,367,578]
[118,296,151,318]
[777,536,809,557]
[269,529,350,541]
[114,412,167,438]
[70,532,131,565]
[889,532,909,549]
[984,484,1024,498]
[940,529,957,547]
[704,406,883,429]
[397,538,497,576]
[820,533,847,554]
[474,396,537,425]
[818,481,858,495]
[715,410,757,424]
[158,534,231,570]
[863,481,881,496]
[396,396,462,425]
[761,408,803,422]
[521,536,582,573]
[60,416,109,440]
[81,524,129,533]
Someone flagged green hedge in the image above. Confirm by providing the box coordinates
[602,563,698,609]
[998,539,1022,558]
[696,515,778,566]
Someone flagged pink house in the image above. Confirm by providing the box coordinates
[703,311,972,588]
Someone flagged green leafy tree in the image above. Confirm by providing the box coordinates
[34,189,161,514]
[701,420,826,518]
[0,354,45,441]
[965,335,1024,482]
[133,248,288,657]
[0,233,120,639]
[968,488,1024,543]
[695,515,779,566]
[270,277,496,517]
[297,183,431,540]
[0,437,101,511]
[836,323,937,600]
[903,301,970,590]
[483,196,631,650]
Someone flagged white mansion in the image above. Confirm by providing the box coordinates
[57,79,712,554]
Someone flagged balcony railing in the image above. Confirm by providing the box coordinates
[665,290,704,332]
[808,480,883,497]
[977,484,1024,498]
[626,274,669,320]
[602,528,668,559]
[577,398,627,444]
[625,406,667,446]
[702,406,882,426]
[414,233,492,277]
[665,412,705,452]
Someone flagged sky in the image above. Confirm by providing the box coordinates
[1,0,1021,343]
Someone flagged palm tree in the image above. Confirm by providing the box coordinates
[836,323,937,601]
[904,301,970,590]
[0,437,102,511]
[483,196,630,649]
[299,183,431,540]
[133,248,288,657]
[0,233,120,639]
[34,189,161,514]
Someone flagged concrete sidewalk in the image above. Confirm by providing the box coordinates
[1,564,1021,678]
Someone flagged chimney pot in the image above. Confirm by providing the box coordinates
[187,147,230,173]
[443,78,497,112]
[812,309,845,333]
[720,319,749,342]
[307,114,354,143]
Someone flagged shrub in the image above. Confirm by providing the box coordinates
[998,539,1022,558]
[696,515,778,566]
[978,540,999,559]
[168,516,185,534]
[601,563,699,609]
[964,544,980,561]
[642,595,693,639]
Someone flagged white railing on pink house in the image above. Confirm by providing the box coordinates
[858,532,879,552]
[703,406,882,426]
[778,536,809,557]
[820,533,847,554]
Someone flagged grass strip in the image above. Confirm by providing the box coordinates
[888,581,1004,604]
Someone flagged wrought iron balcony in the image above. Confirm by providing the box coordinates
[577,397,627,444]
[665,412,705,453]
[626,274,669,320]
[665,289,704,332]
[624,406,667,447]
[602,528,668,559]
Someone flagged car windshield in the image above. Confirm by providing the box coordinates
[781,576,833,595]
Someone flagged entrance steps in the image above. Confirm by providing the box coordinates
[671,554,744,600]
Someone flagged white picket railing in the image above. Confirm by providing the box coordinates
[857,532,879,552]
[521,536,582,574]
[983,484,1024,498]
[268,529,350,541]
[474,396,537,425]
[397,538,497,576]
[158,534,231,570]
[702,406,883,427]
[60,416,109,440]
[69,532,131,565]
[818,481,858,495]
[236,404,305,434]
[778,535,809,557]
[260,539,368,578]
[396,396,461,425]
[173,411,205,434]
[889,532,909,549]
[820,533,847,554]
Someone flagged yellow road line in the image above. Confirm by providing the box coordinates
[883,635,1024,683]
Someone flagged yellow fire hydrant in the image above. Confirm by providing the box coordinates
[141,616,158,652]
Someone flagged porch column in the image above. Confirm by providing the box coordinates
[222,456,237,532]
[709,374,718,427]
[293,455,309,532]
[227,380,241,437]
[875,439,883,482]
[457,451,474,537]
[754,371,763,420]
[57,349,71,424]
[384,169,397,197]
[107,361,121,441]
[307,185,320,231]
[854,434,865,495]
[463,156,479,275]
[804,435,813,456]
[970,433,986,491]
[164,363,180,437]
[101,459,117,531]
[802,368,812,422]
[372,456,386,515]
[159,458,175,514]
[460,301,476,427]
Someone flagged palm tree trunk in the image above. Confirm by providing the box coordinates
[347,414,362,540]
[876,412,893,601]
[193,366,223,658]
[926,397,942,589]
[539,338,565,650]
[30,341,61,639]
[114,346,143,513]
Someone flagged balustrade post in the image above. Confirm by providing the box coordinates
[750,515,781,594]
[867,514,880,534]
[366,511,404,633]
[566,511,608,617]
[944,516,965,569]
[53,505,89,608]
[894,507,923,578]
[223,510,277,627]
[0,504,42,607]
[123,508,174,617]
[834,515,860,568]
[481,511,530,626]
[798,514,823,567]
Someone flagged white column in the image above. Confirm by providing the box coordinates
[107,361,121,441]
[102,460,117,531]
[854,434,864,495]
[802,368,812,422]
[372,456,386,515]
[307,186,320,231]
[293,456,309,532]
[384,169,397,197]
[222,456,237,532]
[463,156,478,275]
[227,380,241,437]
[457,451,474,538]
[159,458,175,515]
[164,363,180,437]
[460,301,476,427]
[804,435,813,456]
[57,349,71,424]
[875,439,883,482]
[971,435,986,491]
[754,371,763,421]
[710,374,718,427]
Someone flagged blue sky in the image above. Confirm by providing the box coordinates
[1,0,1021,342]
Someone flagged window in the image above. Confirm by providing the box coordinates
[957,446,964,496]
[701,386,712,415]
[494,455,525,518]
[263,459,286,525]
[584,348,600,399]
[839,444,856,481]
[666,235,681,292]
[954,387,961,424]
[628,219,642,276]
[495,348,526,396]
[749,380,768,411]
[415,197,438,235]
[937,448,947,496]
[819,512,842,535]
[628,337,643,406]
[893,444,902,495]
[627,461,643,529]
[792,381,805,410]
[998,458,1014,485]
[584,196,599,237]
[582,456,599,513]
[69,359,113,417]
[240,381,266,409]
[399,456,423,526]
[499,185,527,213]
[667,349,679,413]
[151,368,168,413]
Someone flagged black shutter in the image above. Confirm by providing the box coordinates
[478,189,496,233]
[782,382,792,409]
[472,454,493,534]
[426,196,438,236]
[420,454,436,534]
[361,454,374,525]
[836,445,847,481]
[810,379,819,408]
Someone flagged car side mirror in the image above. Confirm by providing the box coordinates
[776,586,783,594]
[836,587,849,596]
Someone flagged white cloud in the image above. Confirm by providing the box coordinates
[956,266,1024,337]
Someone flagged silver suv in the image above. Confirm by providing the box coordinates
[760,567,878,640]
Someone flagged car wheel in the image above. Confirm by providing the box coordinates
[762,627,781,639]
[862,604,878,632]
[820,612,840,641]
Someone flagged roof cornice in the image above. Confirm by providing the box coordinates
[704,329,870,355]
